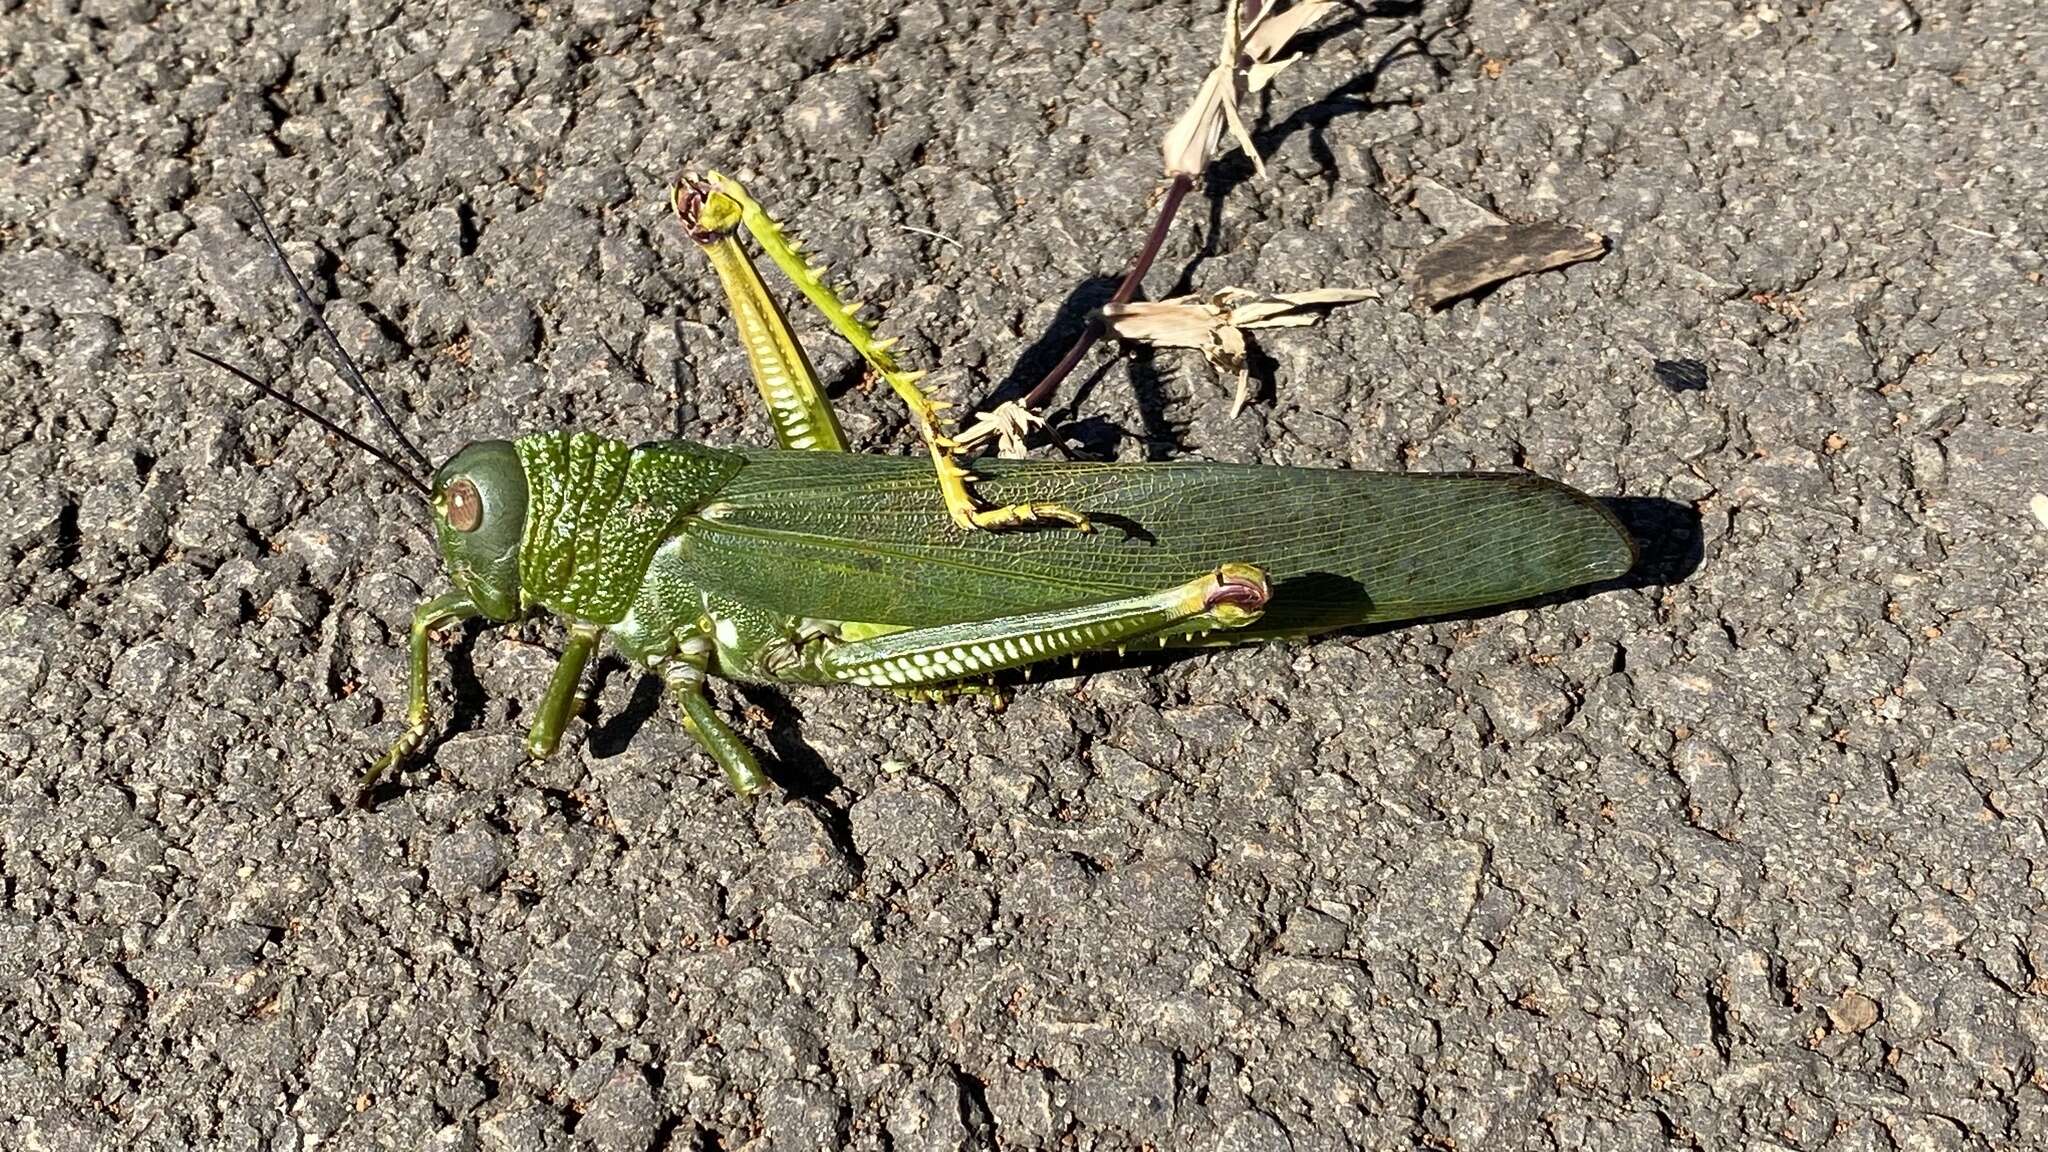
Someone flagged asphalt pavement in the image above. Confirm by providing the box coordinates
[2,1,2043,1148]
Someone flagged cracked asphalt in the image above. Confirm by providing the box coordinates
[3,1,2045,1148]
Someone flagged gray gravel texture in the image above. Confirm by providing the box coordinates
[3,0,2045,1149]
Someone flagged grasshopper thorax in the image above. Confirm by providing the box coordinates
[433,440,528,621]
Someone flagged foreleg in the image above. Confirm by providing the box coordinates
[358,591,479,804]
[525,623,603,759]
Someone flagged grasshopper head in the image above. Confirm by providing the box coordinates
[432,440,528,621]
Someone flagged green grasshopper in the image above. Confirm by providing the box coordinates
[193,171,1633,805]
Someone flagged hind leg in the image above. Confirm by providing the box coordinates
[674,173,1092,533]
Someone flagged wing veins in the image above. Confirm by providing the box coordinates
[689,520,1135,599]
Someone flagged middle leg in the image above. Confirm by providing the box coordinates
[659,628,768,799]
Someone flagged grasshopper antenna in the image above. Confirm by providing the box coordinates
[242,191,436,477]
[184,348,433,498]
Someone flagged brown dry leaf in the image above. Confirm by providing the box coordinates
[1407,221,1609,309]
[1161,69,1242,180]
[1102,286,1378,416]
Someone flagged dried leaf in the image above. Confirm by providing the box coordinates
[1102,285,1378,416]
[1168,0,1254,176]
[1162,66,1235,179]
[1098,300,1223,349]
[1246,56,1296,93]
[1229,287,1381,326]
[1103,287,1378,338]
[959,401,1047,459]
[1244,1,1337,62]
[1406,222,1608,309]
[1161,1,1336,178]
[1216,75,1266,179]
[1216,326,1252,416]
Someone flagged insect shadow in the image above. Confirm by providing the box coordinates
[588,669,846,798]
[733,683,843,800]
[1597,496,1705,590]
[587,667,664,760]
[981,273,1121,409]
[587,666,863,868]
[1048,345,1284,464]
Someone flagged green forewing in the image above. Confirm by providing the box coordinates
[678,449,1635,634]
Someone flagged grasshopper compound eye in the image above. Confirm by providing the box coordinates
[446,478,483,532]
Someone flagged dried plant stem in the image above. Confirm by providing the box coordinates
[997,0,1285,431]
[1016,172,1194,414]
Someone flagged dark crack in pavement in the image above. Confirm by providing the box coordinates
[2,1,2044,1149]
